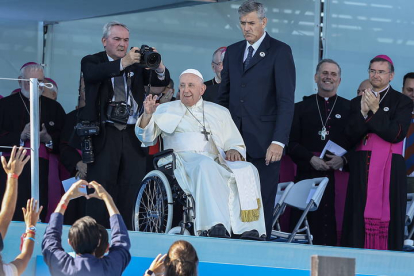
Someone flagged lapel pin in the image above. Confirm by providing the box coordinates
[384,107,389,112]
[335,114,341,118]
[49,121,55,126]
[259,52,265,57]
[128,72,134,78]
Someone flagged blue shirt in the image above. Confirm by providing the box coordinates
[42,213,131,276]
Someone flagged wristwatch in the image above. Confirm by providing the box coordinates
[27,225,36,232]
[145,269,154,275]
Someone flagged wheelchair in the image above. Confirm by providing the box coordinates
[132,149,196,235]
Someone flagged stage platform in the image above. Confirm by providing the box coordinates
[2,221,413,275]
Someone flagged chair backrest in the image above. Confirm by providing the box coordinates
[284,177,329,211]
[274,181,294,208]
[406,193,414,225]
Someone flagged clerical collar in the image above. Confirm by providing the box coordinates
[371,84,390,97]
[245,31,266,54]
[316,93,336,101]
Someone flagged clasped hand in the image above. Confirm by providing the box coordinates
[361,89,380,115]
[20,123,51,143]
[310,154,343,171]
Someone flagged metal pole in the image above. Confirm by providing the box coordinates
[29,78,40,203]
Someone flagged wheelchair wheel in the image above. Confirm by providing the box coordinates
[132,170,173,233]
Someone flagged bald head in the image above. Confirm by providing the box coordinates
[18,64,44,99]
[357,79,371,96]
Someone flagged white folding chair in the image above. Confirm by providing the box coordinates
[272,181,294,232]
[403,193,414,250]
[271,177,329,244]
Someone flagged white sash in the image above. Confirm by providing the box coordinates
[163,132,218,155]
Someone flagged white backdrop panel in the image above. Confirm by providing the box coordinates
[0,20,41,97]
[324,0,414,100]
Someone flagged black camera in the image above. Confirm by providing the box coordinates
[134,45,161,70]
[76,121,100,164]
[107,101,131,125]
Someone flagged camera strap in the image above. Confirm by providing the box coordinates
[125,70,138,118]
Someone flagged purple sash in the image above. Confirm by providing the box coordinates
[356,133,403,250]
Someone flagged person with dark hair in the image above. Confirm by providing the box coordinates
[402,72,414,193]
[95,224,109,258]
[42,180,131,275]
[0,146,43,276]
[146,79,176,104]
[144,240,198,276]
[288,59,350,246]
[217,0,296,239]
[341,55,413,251]
[79,21,170,229]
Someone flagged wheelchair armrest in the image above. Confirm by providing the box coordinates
[154,149,174,159]
[153,148,176,171]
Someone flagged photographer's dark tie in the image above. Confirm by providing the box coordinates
[243,46,254,71]
[114,74,126,102]
[113,74,127,130]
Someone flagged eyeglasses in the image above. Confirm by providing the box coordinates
[368,69,390,76]
[212,61,223,66]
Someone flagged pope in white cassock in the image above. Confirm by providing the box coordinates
[135,69,266,239]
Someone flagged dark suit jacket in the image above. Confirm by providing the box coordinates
[203,78,220,103]
[80,51,170,152]
[217,33,296,159]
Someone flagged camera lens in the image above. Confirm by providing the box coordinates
[148,53,159,65]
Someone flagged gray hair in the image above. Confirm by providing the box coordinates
[211,47,227,63]
[238,1,266,20]
[19,64,44,79]
[102,21,129,39]
[316,59,342,76]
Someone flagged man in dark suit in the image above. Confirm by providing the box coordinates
[218,1,296,239]
[79,21,170,229]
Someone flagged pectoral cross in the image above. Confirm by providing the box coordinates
[318,127,329,140]
[201,126,210,141]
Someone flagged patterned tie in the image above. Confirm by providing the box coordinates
[113,74,127,130]
[405,114,414,175]
[243,46,254,71]
[114,74,126,102]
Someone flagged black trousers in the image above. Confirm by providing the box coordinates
[247,156,280,239]
[86,125,146,229]
[0,157,49,222]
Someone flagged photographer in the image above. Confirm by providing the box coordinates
[79,21,170,229]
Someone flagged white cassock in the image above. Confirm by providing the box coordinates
[135,98,266,236]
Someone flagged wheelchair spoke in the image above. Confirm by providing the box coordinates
[133,173,172,233]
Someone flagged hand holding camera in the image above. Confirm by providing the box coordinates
[122,45,162,70]
[122,47,141,68]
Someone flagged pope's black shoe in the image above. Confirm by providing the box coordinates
[240,229,264,241]
[208,224,230,238]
